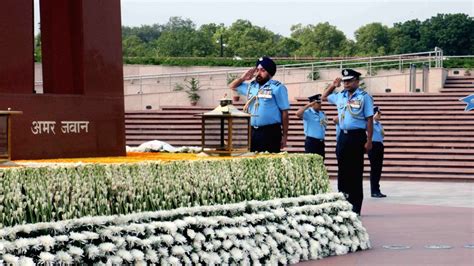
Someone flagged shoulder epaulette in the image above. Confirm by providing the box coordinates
[270,80,281,86]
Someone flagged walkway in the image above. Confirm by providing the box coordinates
[298,180,474,265]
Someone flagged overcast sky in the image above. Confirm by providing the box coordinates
[34,0,472,39]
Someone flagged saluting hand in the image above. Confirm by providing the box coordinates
[332,77,342,88]
[241,67,257,81]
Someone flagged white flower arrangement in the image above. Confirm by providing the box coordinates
[0,154,329,227]
[0,193,370,264]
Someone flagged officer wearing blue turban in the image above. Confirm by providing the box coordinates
[369,106,386,198]
[322,69,374,215]
[296,94,327,159]
[229,57,290,152]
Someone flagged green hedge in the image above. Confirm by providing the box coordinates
[0,154,329,227]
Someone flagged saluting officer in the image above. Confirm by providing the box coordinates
[229,57,290,153]
[296,94,327,159]
[322,69,374,215]
[369,106,387,198]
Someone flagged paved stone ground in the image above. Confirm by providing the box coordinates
[297,180,474,265]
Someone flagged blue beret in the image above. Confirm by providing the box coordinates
[341,69,362,81]
[256,56,277,76]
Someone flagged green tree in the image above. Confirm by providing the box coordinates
[274,37,301,57]
[122,36,149,57]
[389,19,424,54]
[154,17,198,57]
[355,23,391,56]
[419,13,473,55]
[224,19,278,57]
[291,22,348,57]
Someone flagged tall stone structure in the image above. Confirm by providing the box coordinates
[0,0,125,159]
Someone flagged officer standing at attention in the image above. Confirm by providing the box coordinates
[229,57,290,153]
[369,106,387,198]
[296,94,327,159]
[322,69,374,215]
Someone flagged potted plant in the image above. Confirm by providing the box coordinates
[174,77,201,106]
[464,68,472,76]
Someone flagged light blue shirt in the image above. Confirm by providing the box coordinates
[335,123,341,141]
[303,109,326,140]
[373,121,384,143]
[327,88,374,130]
[237,79,290,127]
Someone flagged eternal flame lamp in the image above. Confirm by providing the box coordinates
[201,96,251,155]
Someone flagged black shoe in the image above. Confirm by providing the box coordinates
[371,192,387,198]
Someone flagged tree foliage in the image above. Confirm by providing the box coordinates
[291,22,348,57]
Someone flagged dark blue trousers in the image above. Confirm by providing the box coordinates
[336,129,366,214]
[305,136,325,159]
[368,141,384,194]
[251,124,282,153]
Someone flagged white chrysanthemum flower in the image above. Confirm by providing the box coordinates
[68,245,84,258]
[320,237,329,246]
[87,245,100,260]
[222,239,233,250]
[171,246,186,256]
[161,235,174,245]
[99,242,116,254]
[125,236,140,248]
[56,251,73,264]
[117,249,133,262]
[161,222,178,235]
[38,252,56,264]
[38,235,56,251]
[208,252,222,264]
[131,249,145,261]
[230,248,243,261]
[260,243,270,255]
[55,235,69,242]
[158,247,169,257]
[167,256,180,266]
[215,229,226,239]
[335,244,349,255]
[190,252,200,263]
[2,254,19,264]
[14,238,31,254]
[135,260,147,266]
[82,231,99,240]
[203,228,215,237]
[70,232,87,243]
[219,250,230,263]
[18,256,35,266]
[174,233,186,243]
[106,255,123,265]
[255,225,267,234]
[194,233,206,242]
[174,219,187,229]
[145,249,159,263]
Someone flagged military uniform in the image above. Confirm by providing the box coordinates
[327,69,374,214]
[303,94,327,158]
[236,79,290,152]
[368,106,386,197]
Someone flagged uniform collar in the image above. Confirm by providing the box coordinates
[252,79,272,88]
[342,87,362,98]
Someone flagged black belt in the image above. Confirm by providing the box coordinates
[307,136,324,142]
[341,129,366,134]
[251,123,281,130]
